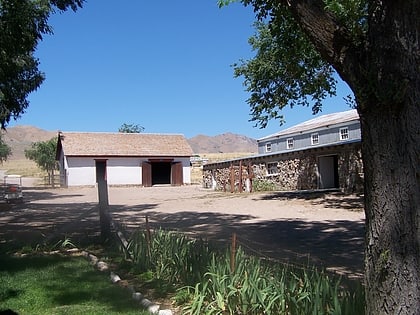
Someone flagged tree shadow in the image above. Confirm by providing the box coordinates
[111,208,365,278]
[257,190,364,211]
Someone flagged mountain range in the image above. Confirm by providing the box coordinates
[1,125,258,159]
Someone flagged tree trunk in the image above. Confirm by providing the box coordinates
[360,102,420,314]
[359,2,420,313]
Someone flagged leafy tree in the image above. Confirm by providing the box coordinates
[0,0,84,128]
[25,138,58,187]
[0,134,11,163]
[118,123,145,133]
[220,0,419,313]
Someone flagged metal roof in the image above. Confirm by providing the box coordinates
[258,109,359,141]
[57,132,193,157]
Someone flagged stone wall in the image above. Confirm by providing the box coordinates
[203,144,363,193]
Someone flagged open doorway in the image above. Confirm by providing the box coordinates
[318,155,339,189]
[152,162,171,185]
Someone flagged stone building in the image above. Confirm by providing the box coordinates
[203,110,363,193]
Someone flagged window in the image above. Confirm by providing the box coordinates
[286,138,294,149]
[265,143,272,153]
[267,162,278,175]
[311,133,319,145]
[340,127,349,140]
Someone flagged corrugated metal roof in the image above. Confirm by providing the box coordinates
[58,132,193,157]
[258,109,359,141]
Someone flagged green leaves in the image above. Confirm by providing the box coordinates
[234,18,336,128]
[0,0,84,128]
[24,137,58,173]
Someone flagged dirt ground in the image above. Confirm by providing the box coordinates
[0,181,365,279]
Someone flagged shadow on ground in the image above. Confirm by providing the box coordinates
[110,204,365,278]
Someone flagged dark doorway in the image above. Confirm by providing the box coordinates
[318,155,339,189]
[152,162,171,185]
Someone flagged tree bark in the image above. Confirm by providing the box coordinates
[285,0,420,313]
[359,1,420,313]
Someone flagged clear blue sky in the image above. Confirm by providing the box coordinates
[9,0,353,139]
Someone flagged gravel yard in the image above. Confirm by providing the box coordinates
[0,183,365,279]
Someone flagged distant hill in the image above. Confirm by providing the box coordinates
[188,132,257,153]
[2,126,57,159]
[1,126,258,159]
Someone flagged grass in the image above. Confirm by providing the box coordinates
[0,159,45,178]
[0,252,149,315]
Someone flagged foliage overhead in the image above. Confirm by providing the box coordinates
[0,0,84,129]
[220,0,367,128]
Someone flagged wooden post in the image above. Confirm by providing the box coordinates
[248,163,253,193]
[145,215,152,256]
[96,160,111,242]
[230,232,237,273]
[230,163,235,193]
[238,161,243,193]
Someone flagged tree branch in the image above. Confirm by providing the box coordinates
[280,0,365,89]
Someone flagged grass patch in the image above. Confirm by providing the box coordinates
[0,159,44,178]
[0,253,149,315]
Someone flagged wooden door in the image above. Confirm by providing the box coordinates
[142,161,152,187]
[171,162,183,186]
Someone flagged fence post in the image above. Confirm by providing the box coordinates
[230,232,237,273]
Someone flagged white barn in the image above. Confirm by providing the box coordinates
[56,132,193,187]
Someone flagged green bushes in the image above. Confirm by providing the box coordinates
[125,229,364,314]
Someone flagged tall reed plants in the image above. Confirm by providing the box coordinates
[182,248,364,315]
[126,228,213,286]
[124,228,364,314]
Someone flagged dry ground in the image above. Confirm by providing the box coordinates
[0,181,365,279]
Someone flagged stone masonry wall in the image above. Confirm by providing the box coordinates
[203,146,363,193]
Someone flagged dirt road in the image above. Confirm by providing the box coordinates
[0,184,365,278]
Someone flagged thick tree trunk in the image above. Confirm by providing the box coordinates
[360,102,420,314]
[359,2,420,313]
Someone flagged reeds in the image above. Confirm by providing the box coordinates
[125,228,364,314]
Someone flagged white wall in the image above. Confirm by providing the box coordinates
[106,158,142,185]
[66,157,97,186]
[64,156,191,186]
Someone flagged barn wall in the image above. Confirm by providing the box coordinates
[63,156,192,187]
[66,157,96,186]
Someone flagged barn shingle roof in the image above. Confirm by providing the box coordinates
[58,132,193,157]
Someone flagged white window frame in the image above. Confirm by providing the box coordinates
[267,162,278,175]
[286,138,294,149]
[265,143,272,153]
[339,127,349,140]
[311,133,319,145]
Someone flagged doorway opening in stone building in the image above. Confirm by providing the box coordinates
[318,155,339,189]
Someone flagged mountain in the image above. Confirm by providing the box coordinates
[1,126,57,159]
[1,126,258,159]
[188,132,257,153]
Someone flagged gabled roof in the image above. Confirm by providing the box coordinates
[57,132,193,157]
[258,109,359,141]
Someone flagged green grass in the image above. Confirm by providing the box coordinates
[0,253,149,315]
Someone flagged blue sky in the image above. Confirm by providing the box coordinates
[9,0,353,139]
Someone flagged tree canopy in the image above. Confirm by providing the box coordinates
[24,137,58,185]
[0,0,84,129]
[118,123,145,133]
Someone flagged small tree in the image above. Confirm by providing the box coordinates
[118,123,145,133]
[25,138,58,187]
[0,136,11,164]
